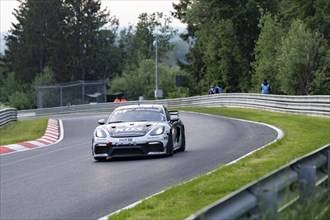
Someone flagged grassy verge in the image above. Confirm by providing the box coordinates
[109,107,330,220]
[0,118,49,145]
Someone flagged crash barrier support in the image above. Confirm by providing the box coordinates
[0,108,17,127]
[186,144,330,220]
[17,93,330,118]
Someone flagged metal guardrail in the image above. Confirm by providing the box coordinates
[0,108,17,127]
[17,93,330,117]
[187,144,330,220]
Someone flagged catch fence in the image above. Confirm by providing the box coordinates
[35,80,106,108]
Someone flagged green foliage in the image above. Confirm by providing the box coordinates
[280,0,330,40]
[202,19,246,92]
[8,91,35,110]
[309,69,330,95]
[93,28,123,80]
[4,0,113,83]
[119,12,177,71]
[173,0,329,95]
[0,72,19,104]
[173,0,280,94]
[251,13,284,94]
[107,59,187,100]
[308,36,330,95]
[33,66,56,86]
[277,20,326,95]
[0,67,59,110]
[4,0,67,83]
[32,66,59,108]
[63,0,111,81]
[252,11,329,95]
[0,71,35,109]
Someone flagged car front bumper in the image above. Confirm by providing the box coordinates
[93,136,169,158]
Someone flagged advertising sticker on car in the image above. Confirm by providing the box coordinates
[116,138,134,145]
[119,138,133,142]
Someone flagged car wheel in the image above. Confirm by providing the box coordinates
[166,133,174,156]
[94,157,107,162]
[178,127,186,152]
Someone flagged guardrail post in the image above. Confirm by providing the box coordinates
[250,186,278,220]
[298,165,316,202]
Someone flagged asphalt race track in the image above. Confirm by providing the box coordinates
[0,111,278,220]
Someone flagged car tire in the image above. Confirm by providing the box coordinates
[166,133,174,156]
[178,127,186,152]
[94,157,107,162]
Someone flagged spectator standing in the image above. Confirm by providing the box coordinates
[120,96,127,102]
[215,83,222,94]
[261,79,270,94]
[209,85,215,94]
[114,97,121,102]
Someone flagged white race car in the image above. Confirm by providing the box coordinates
[92,104,185,161]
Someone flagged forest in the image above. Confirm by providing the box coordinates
[0,0,329,109]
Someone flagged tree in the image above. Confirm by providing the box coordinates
[4,0,66,83]
[92,21,123,80]
[173,0,280,94]
[107,59,187,100]
[119,12,177,71]
[201,19,246,92]
[63,0,110,81]
[280,0,330,41]
[277,20,327,95]
[0,72,20,104]
[33,66,56,86]
[251,13,284,94]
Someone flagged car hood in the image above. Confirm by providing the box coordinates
[103,121,161,137]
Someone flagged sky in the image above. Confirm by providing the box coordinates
[0,0,186,33]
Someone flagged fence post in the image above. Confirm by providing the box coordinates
[298,165,316,202]
[251,186,278,220]
[60,86,63,106]
[36,87,43,109]
[82,81,85,102]
[103,83,107,102]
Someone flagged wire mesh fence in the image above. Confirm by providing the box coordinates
[35,80,106,108]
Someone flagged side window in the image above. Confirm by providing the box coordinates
[163,107,170,121]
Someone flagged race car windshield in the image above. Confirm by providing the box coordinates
[108,109,165,123]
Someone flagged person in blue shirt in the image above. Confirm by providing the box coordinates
[209,85,215,94]
[261,79,270,94]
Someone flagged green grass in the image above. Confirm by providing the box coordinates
[0,118,49,145]
[109,107,330,220]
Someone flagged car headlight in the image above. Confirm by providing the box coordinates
[95,128,107,138]
[150,126,165,136]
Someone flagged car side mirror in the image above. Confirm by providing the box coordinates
[98,119,106,125]
[170,115,179,122]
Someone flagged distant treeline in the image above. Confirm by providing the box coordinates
[172,0,329,95]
